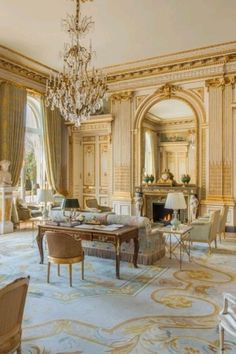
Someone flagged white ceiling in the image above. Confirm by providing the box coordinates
[0,0,236,70]
[149,99,194,119]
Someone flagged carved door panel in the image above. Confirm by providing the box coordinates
[82,136,110,208]
[70,114,113,208]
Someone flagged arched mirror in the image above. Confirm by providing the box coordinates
[142,98,197,185]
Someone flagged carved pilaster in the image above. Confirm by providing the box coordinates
[111,91,133,201]
[208,85,223,198]
[206,77,234,201]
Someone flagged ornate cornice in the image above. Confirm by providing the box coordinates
[205,75,236,90]
[0,57,47,85]
[107,54,236,85]
[1,41,236,92]
[110,91,134,102]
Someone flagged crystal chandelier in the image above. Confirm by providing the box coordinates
[45,0,107,126]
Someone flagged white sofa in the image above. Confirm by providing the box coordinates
[49,209,165,265]
[79,212,165,265]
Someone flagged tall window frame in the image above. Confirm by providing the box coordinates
[19,95,46,202]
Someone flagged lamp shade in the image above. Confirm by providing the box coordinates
[62,198,80,210]
[37,189,54,204]
[165,192,186,210]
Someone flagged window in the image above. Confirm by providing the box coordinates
[19,95,46,203]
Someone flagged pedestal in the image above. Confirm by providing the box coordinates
[0,186,14,234]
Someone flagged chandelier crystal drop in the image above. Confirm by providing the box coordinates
[45,0,107,126]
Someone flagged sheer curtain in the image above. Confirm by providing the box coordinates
[144,129,157,179]
[0,82,27,186]
[41,99,68,195]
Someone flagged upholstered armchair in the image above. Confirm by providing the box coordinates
[219,293,236,353]
[218,206,229,241]
[189,209,220,251]
[0,276,30,354]
[198,206,229,242]
[85,198,112,212]
[46,231,84,287]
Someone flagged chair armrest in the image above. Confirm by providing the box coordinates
[221,293,236,314]
[191,220,210,225]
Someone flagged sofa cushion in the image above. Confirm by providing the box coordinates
[107,214,151,230]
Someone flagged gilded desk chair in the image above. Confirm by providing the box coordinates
[219,293,236,353]
[46,231,84,287]
[85,198,112,212]
[0,276,30,354]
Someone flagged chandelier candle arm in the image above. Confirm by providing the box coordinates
[45,0,107,126]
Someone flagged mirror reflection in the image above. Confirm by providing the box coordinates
[142,98,196,185]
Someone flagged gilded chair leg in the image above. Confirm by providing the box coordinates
[58,264,60,276]
[219,324,224,353]
[17,345,22,354]
[81,259,84,280]
[215,239,217,248]
[69,264,72,287]
[47,262,51,283]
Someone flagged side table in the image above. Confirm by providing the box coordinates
[156,225,192,270]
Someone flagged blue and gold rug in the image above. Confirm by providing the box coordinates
[0,231,236,353]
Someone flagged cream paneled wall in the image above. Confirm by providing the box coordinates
[70,115,113,208]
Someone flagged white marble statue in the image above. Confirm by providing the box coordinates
[134,195,143,217]
[0,160,12,186]
[190,194,199,221]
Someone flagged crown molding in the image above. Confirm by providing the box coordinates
[1,41,236,92]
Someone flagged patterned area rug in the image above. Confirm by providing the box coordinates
[0,230,236,353]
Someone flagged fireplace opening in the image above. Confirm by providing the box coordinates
[153,203,173,224]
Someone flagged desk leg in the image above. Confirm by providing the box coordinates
[133,237,139,268]
[188,234,191,261]
[36,229,44,264]
[179,238,182,270]
[116,240,120,279]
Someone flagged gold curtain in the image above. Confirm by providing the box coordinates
[0,82,27,186]
[42,100,68,195]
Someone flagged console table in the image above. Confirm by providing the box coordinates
[36,224,139,279]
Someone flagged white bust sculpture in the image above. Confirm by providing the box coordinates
[0,160,12,186]
[190,194,199,221]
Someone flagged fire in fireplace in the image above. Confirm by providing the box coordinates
[152,202,173,223]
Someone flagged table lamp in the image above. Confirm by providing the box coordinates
[61,198,80,221]
[164,192,187,230]
[37,189,54,219]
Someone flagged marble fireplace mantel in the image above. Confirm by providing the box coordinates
[142,184,198,222]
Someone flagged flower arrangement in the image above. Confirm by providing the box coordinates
[181,174,191,185]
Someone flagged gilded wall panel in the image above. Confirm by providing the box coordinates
[223,162,232,197]
[99,143,108,187]
[83,144,95,186]
[209,162,223,197]
[114,165,130,193]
